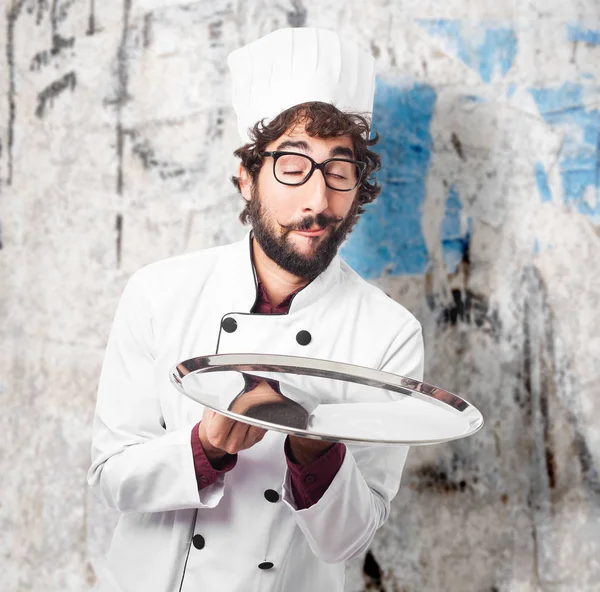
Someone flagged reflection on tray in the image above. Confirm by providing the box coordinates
[228,374,309,429]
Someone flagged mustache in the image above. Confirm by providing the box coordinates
[280,213,343,232]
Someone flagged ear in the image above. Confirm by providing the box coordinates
[238,164,253,202]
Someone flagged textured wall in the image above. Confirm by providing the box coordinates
[1,1,599,591]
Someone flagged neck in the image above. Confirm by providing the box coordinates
[251,237,309,307]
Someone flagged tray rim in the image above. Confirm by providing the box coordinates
[170,353,485,446]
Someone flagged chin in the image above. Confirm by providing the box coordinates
[290,239,321,256]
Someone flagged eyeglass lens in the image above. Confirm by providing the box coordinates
[274,154,360,190]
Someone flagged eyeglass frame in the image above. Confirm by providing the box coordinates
[260,151,367,192]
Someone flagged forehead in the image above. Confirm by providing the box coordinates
[266,122,354,153]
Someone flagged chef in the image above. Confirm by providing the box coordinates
[88,27,424,591]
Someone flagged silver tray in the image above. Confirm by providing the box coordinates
[170,353,484,445]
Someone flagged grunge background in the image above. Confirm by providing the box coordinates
[1,1,599,590]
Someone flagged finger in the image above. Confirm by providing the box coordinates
[247,425,267,445]
[206,413,237,450]
[226,420,254,454]
[227,421,266,453]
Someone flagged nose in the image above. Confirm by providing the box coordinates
[301,168,329,215]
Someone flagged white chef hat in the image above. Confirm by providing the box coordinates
[227,28,376,143]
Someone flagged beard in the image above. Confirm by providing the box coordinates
[247,185,358,280]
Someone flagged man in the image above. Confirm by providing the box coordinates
[88,28,424,591]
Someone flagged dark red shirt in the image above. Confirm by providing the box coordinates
[191,281,346,509]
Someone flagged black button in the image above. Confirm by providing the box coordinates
[264,489,280,503]
[296,330,311,346]
[222,317,238,333]
[304,474,316,484]
[258,562,274,570]
[192,534,205,550]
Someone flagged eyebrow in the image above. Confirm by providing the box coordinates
[329,146,355,159]
[275,140,355,159]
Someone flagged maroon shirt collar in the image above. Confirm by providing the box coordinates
[253,281,303,314]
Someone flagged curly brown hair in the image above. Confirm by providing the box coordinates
[231,101,382,225]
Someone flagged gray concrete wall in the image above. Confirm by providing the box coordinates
[1,1,599,590]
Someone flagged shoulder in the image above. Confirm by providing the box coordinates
[129,240,235,289]
[334,259,423,377]
[118,240,243,316]
[337,259,421,329]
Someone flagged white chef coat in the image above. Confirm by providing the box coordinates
[87,232,424,591]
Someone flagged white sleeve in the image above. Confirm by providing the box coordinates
[87,271,225,514]
[282,318,424,563]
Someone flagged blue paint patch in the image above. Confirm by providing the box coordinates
[417,19,518,83]
[568,25,600,45]
[533,239,554,255]
[534,162,552,203]
[440,186,472,274]
[530,83,600,222]
[341,79,437,277]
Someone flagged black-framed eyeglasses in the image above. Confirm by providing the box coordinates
[261,151,367,192]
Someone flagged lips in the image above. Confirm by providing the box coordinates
[294,228,327,237]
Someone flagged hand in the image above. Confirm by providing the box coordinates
[198,408,267,465]
[287,436,334,465]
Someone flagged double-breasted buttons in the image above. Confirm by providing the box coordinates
[258,562,274,570]
[296,330,312,346]
[259,490,278,570]
[264,489,280,503]
[192,534,205,550]
[221,317,238,333]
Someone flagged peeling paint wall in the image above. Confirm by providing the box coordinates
[1,2,599,591]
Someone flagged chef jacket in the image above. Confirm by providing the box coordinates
[190,279,346,509]
[87,231,424,591]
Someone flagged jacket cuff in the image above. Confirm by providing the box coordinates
[284,437,346,509]
[191,422,237,490]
